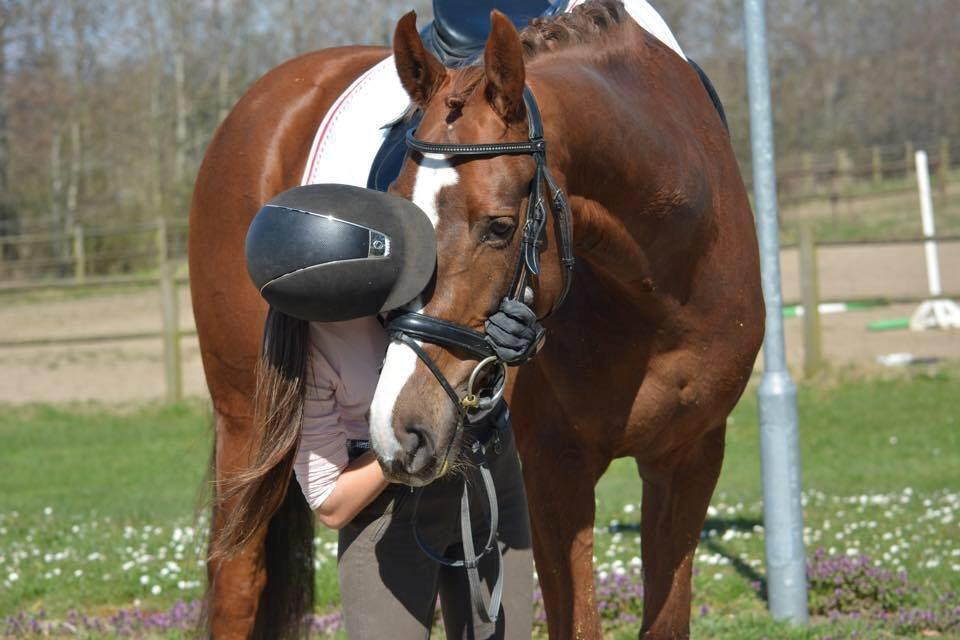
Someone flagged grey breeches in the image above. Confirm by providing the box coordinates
[337,428,533,639]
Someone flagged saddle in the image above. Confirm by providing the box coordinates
[422,0,562,67]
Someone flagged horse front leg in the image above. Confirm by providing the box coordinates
[523,442,606,639]
[638,423,726,639]
[512,371,608,640]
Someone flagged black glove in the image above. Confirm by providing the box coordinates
[484,298,546,365]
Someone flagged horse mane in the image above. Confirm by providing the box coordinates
[519,0,630,60]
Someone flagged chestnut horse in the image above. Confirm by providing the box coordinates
[189,1,763,638]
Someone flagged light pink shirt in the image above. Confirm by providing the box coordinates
[293,317,387,510]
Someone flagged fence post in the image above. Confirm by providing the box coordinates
[871,146,882,184]
[155,217,168,269]
[802,152,815,194]
[72,226,86,283]
[798,224,823,378]
[159,258,183,403]
[835,148,850,193]
[904,141,914,180]
[156,217,182,403]
[939,137,950,201]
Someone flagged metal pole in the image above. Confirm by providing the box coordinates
[743,0,809,624]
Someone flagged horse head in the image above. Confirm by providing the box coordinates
[369,11,568,485]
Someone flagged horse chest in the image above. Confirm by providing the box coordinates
[541,315,735,454]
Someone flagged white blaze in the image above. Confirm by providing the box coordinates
[369,154,457,461]
[409,155,452,227]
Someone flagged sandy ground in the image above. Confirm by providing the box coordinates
[782,302,960,368]
[0,288,208,405]
[0,245,958,404]
[780,242,960,302]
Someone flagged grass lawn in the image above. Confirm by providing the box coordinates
[1,367,958,638]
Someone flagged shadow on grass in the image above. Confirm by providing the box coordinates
[607,516,769,602]
[701,517,768,602]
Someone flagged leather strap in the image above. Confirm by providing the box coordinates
[462,463,504,623]
[393,329,506,623]
[411,444,504,623]
[405,129,545,157]
[393,333,463,410]
[388,313,494,360]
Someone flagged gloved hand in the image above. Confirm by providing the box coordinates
[484,298,546,365]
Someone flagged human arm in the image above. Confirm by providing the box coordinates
[295,408,389,531]
[312,450,389,530]
[295,320,392,530]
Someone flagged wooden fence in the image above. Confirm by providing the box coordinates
[0,218,189,403]
[0,218,188,282]
[0,139,957,399]
[4,231,958,401]
[742,137,955,205]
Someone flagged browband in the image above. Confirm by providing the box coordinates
[404,130,546,157]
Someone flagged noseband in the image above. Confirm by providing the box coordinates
[387,85,576,406]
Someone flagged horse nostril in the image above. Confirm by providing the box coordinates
[398,424,436,475]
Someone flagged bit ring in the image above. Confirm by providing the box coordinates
[465,356,508,411]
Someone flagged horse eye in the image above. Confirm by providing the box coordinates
[487,217,515,240]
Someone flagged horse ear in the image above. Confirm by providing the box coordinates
[393,11,447,106]
[483,11,526,124]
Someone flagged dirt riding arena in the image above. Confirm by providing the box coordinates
[0,242,958,405]
[0,288,207,404]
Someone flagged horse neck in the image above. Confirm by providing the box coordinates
[529,29,660,205]
[529,39,672,310]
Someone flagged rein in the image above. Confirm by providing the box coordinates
[389,85,575,624]
[411,427,506,624]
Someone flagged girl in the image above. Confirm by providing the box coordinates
[215,299,542,639]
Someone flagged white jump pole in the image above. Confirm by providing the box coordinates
[916,151,942,297]
[910,151,960,330]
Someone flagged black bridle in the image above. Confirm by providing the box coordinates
[386,85,576,624]
[387,85,575,367]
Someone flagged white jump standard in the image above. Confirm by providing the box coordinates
[910,150,960,331]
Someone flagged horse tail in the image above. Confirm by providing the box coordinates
[209,307,315,638]
[252,475,315,639]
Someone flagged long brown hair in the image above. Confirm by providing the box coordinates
[210,307,310,560]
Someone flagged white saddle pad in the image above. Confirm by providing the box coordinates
[300,0,685,188]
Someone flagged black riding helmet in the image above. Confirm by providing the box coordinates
[245,184,436,322]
